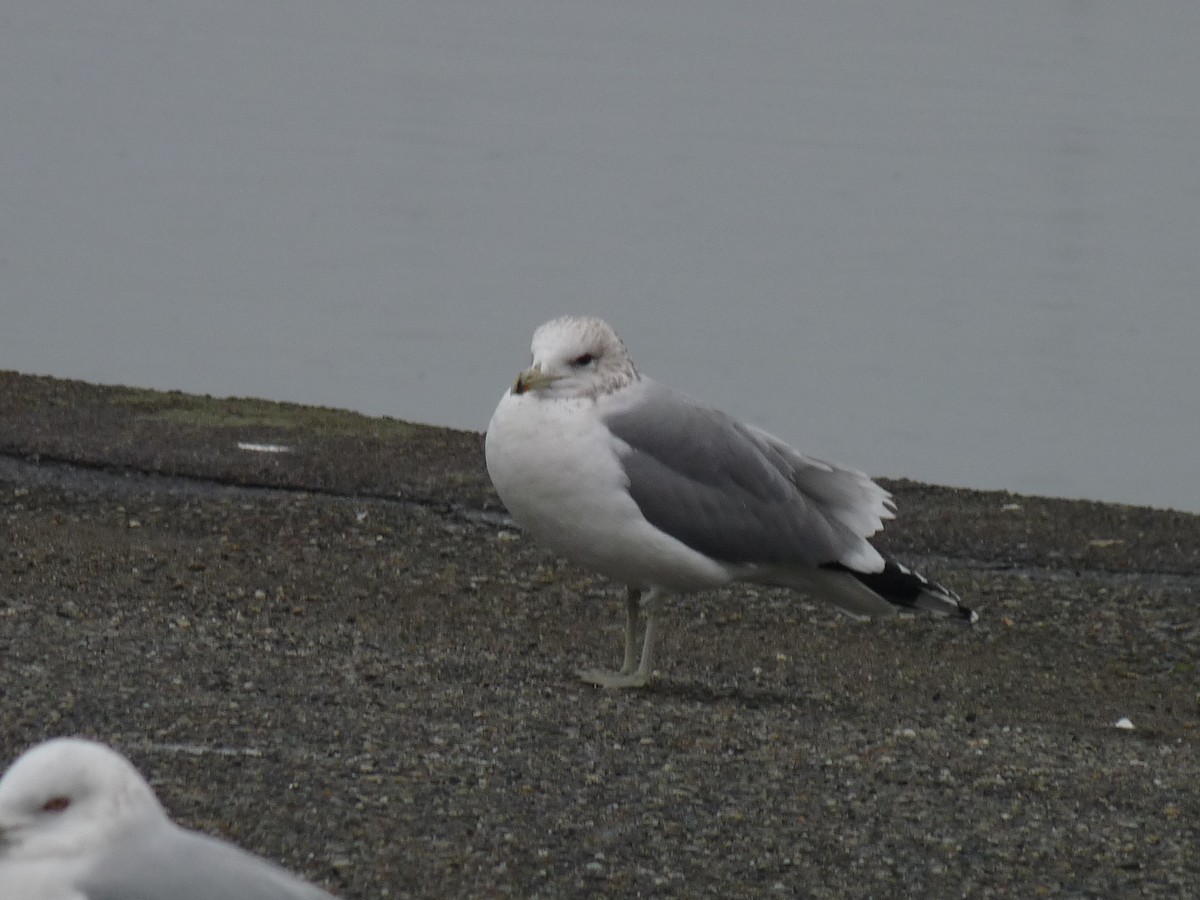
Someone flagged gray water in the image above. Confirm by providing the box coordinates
[3,2,1199,512]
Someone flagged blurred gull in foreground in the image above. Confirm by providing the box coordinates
[0,737,340,900]
[486,315,976,688]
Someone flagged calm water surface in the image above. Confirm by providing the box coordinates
[3,2,1198,511]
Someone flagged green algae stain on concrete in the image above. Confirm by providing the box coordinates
[0,372,420,441]
[131,392,422,440]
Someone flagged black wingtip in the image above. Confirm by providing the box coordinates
[821,559,977,624]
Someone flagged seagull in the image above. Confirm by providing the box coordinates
[0,737,340,900]
[485,315,976,688]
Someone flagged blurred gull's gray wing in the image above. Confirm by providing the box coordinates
[603,382,890,572]
[81,819,337,900]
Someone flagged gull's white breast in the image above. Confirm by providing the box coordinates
[0,856,91,900]
[485,387,733,591]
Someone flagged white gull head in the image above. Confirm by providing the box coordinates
[511,315,639,401]
[0,738,162,868]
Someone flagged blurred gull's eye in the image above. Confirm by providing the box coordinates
[42,796,71,813]
[571,353,596,367]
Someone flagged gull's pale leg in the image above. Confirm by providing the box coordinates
[630,589,662,684]
[619,587,642,676]
[578,587,659,689]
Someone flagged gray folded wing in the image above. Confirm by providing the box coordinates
[603,382,890,571]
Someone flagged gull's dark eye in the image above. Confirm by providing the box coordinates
[570,353,596,367]
[42,796,71,813]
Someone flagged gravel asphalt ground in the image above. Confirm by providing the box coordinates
[1,371,1197,898]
